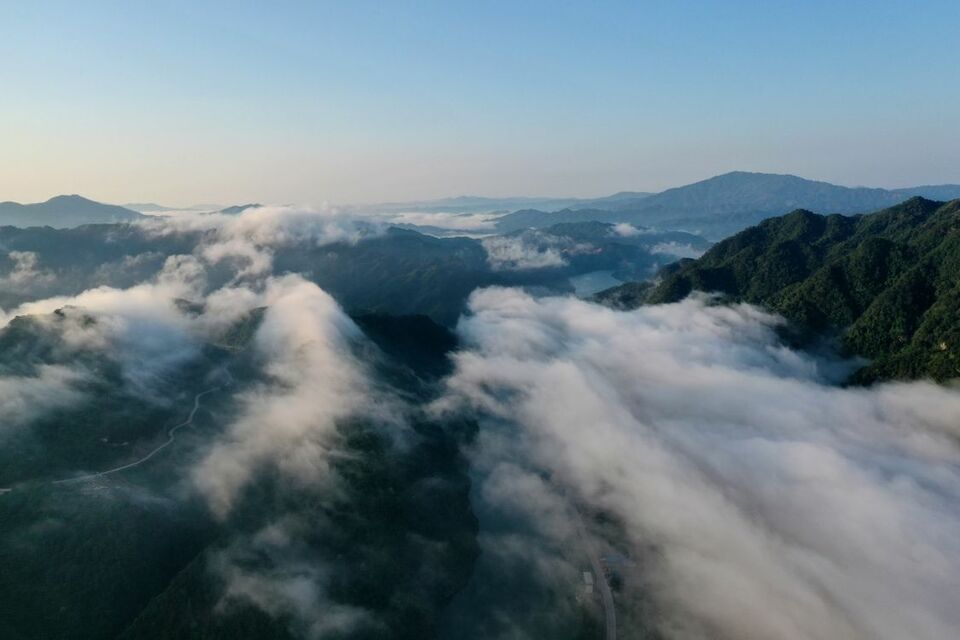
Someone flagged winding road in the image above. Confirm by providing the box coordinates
[52,387,220,485]
[573,504,617,640]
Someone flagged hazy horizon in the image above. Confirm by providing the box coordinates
[9,167,960,211]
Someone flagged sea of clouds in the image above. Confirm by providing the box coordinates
[2,204,960,638]
[436,288,960,640]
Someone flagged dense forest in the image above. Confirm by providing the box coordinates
[597,197,960,382]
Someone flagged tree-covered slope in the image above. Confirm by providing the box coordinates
[0,305,479,640]
[613,197,960,382]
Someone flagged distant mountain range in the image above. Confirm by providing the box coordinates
[121,202,175,213]
[493,172,960,238]
[353,195,587,215]
[123,203,226,213]
[0,195,145,228]
[6,172,960,234]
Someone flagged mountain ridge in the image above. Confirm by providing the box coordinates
[598,196,960,381]
[493,172,960,237]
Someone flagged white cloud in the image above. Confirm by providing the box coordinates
[386,211,498,231]
[481,234,569,271]
[0,251,55,290]
[189,274,407,635]
[611,222,642,237]
[650,241,706,259]
[212,518,374,639]
[437,288,960,640]
[193,275,397,519]
[0,364,87,436]
[141,204,382,278]
[0,255,214,394]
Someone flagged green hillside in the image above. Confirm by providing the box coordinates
[606,197,960,382]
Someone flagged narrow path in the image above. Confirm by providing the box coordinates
[573,505,617,640]
[52,387,219,485]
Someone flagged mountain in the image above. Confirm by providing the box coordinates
[574,190,653,209]
[354,195,586,215]
[493,172,960,238]
[122,203,176,213]
[492,207,626,232]
[0,305,477,640]
[890,184,960,201]
[218,203,263,214]
[600,196,960,382]
[0,221,697,325]
[0,196,146,228]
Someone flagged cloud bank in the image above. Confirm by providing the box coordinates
[611,222,642,237]
[0,364,87,437]
[141,204,381,278]
[0,251,55,290]
[387,211,498,232]
[0,255,211,392]
[193,274,392,518]
[437,288,960,640]
[481,232,584,271]
[650,241,706,259]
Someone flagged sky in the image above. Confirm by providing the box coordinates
[1,0,958,207]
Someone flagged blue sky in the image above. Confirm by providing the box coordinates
[1,1,958,205]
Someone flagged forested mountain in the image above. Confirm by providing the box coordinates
[599,197,960,382]
[0,220,700,324]
[4,189,960,640]
[0,304,479,640]
[0,196,145,227]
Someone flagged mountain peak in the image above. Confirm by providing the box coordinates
[45,194,98,205]
[0,195,144,228]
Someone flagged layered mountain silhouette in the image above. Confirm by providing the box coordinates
[9,173,960,234]
[493,172,960,237]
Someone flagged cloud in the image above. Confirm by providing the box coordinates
[0,251,55,290]
[650,241,706,259]
[1,254,204,324]
[437,288,960,640]
[0,364,87,436]
[141,204,382,278]
[189,274,414,636]
[611,222,642,237]
[212,517,374,639]
[0,255,216,394]
[0,245,402,635]
[386,211,498,232]
[90,251,166,282]
[481,233,571,271]
[193,274,396,519]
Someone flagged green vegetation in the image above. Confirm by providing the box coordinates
[120,415,479,640]
[0,222,690,325]
[605,197,960,382]
[0,304,480,640]
[0,484,215,640]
